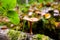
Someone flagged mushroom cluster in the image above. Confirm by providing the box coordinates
[22,2,60,30]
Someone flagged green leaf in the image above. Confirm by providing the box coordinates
[0,0,16,10]
[38,0,44,3]
[17,0,26,5]
[7,10,20,25]
[45,0,54,2]
[29,0,37,4]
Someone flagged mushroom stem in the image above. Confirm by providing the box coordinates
[29,21,33,35]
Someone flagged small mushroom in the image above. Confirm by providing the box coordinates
[54,13,59,16]
[10,24,14,27]
[28,12,33,16]
[35,9,41,14]
[44,13,51,19]
[55,22,60,29]
[54,9,59,13]
[28,8,34,16]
